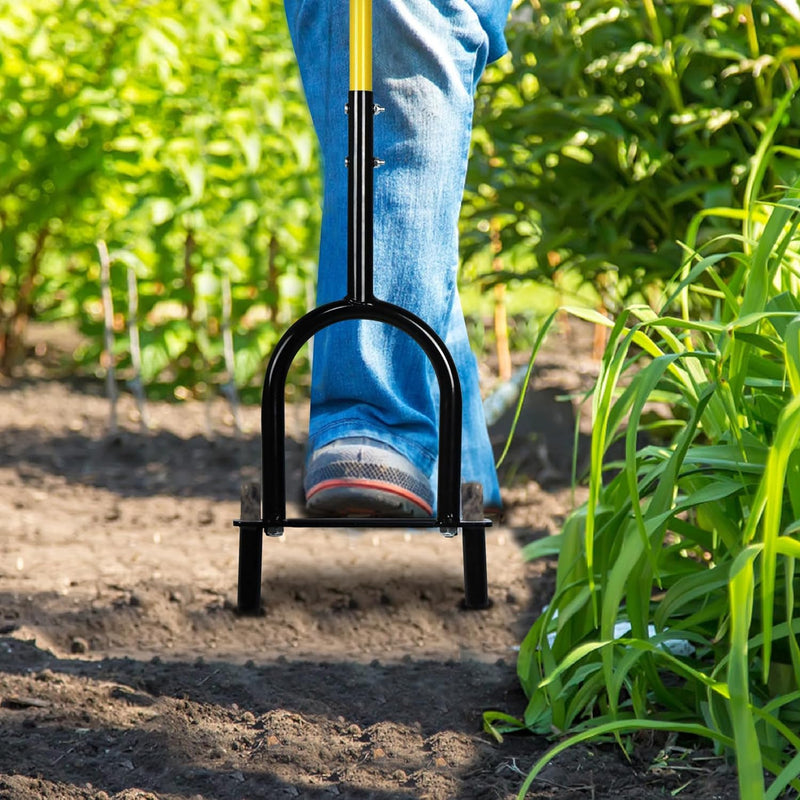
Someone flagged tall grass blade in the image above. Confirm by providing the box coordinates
[728,546,765,800]
[743,82,800,243]
[494,309,559,469]
[759,396,800,676]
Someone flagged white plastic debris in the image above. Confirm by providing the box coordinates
[545,622,695,656]
[482,365,529,426]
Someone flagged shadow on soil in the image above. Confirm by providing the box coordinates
[0,632,740,800]
[0,634,537,800]
[0,424,297,504]
[0,372,592,507]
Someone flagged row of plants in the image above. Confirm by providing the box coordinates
[491,83,800,798]
[463,0,800,312]
[0,0,319,393]
[7,0,800,395]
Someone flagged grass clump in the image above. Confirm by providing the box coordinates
[490,169,800,798]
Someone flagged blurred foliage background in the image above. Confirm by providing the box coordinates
[462,0,800,313]
[1,0,799,397]
[0,0,319,395]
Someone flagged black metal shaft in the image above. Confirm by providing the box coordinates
[237,524,263,612]
[462,526,489,609]
[348,90,374,302]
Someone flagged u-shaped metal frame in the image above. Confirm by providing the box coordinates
[260,296,463,531]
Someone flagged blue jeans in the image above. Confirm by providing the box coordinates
[284,0,508,508]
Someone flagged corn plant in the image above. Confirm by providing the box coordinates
[488,175,800,798]
[462,0,800,310]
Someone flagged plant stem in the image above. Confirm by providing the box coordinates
[491,220,512,381]
[127,264,149,432]
[97,240,118,434]
[740,2,769,108]
[642,0,686,114]
[268,234,279,323]
[221,273,241,436]
[0,225,49,374]
[641,0,663,47]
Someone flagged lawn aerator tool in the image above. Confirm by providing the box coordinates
[234,0,491,613]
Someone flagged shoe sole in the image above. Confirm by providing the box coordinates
[306,479,433,518]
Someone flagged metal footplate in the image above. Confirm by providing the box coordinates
[235,481,491,615]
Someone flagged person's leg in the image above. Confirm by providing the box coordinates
[284,0,501,511]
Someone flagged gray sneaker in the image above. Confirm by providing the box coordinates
[304,437,434,518]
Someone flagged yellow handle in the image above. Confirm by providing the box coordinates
[350,0,372,90]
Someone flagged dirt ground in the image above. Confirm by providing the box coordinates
[0,323,741,800]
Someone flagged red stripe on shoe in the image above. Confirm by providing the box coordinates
[306,478,433,515]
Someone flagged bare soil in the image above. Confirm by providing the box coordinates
[0,323,740,799]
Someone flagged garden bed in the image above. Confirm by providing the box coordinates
[0,324,740,799]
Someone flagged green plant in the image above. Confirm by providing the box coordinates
[488,172,800,796]
[461,0,800,311]
[0,0,319,394]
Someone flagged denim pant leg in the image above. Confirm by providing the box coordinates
[284,0,502,508]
